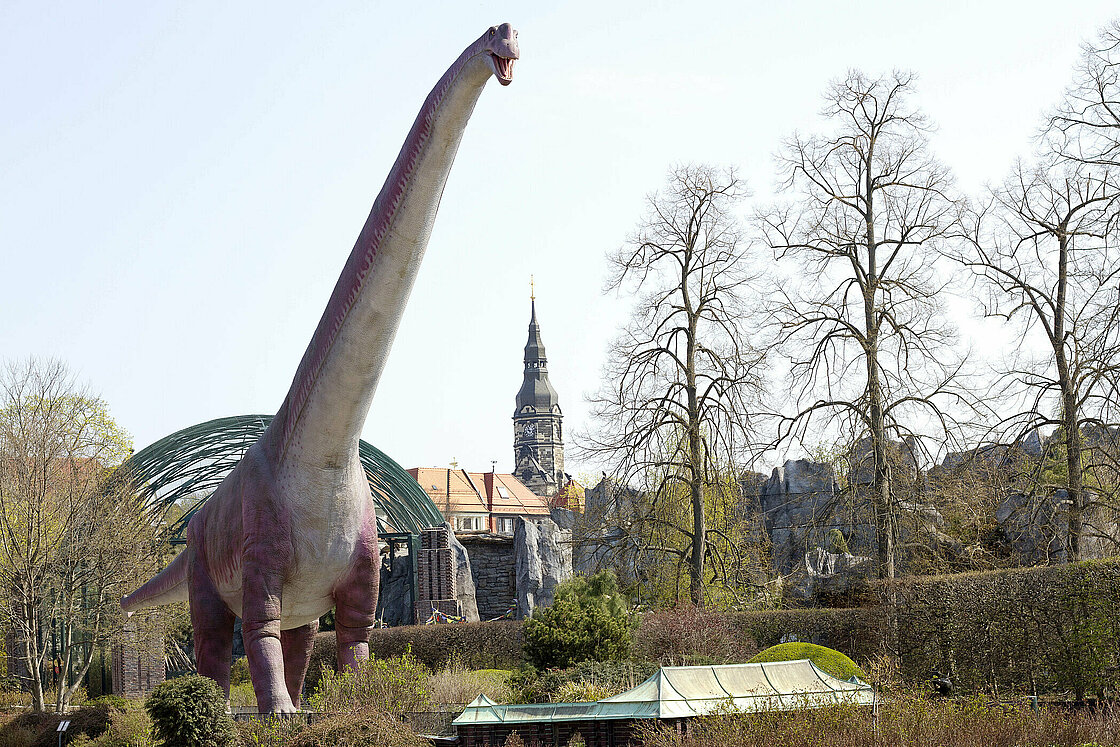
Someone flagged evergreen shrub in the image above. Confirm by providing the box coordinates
[144,675,235,747]
[523,571,632,670]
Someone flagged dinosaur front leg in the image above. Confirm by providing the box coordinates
[188,554,236,699]
[333,511,380,671]
[242,547,295,713]
[280,620,318,709]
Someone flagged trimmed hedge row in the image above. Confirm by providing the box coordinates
[882,558,1120,699]
[304,559,1120,701]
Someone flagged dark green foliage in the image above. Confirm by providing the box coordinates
[885,558,1120,699]
[511,660,658,703]
[229,656,251,686]
[523,571,632,670]
[748,642,867,681]
[287,707,428,747]
[307,620,522,692]
[145,675,235,747]
[634,605,757,665]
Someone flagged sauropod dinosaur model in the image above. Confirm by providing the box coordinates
[122,23,520,714]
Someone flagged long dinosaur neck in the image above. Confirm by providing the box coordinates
[268,49,493,466]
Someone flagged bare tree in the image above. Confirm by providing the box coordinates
[0,358,158,711]
[583,164,767,606]
[758,71,968,580]
[957,160,1120,562]
[1049,20,1120,169]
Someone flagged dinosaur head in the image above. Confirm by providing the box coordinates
[482,23,519,86]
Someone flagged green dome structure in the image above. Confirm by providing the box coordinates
[115,415,444,544]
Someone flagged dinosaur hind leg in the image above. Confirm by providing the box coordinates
[333,511,380,672]
[280,620,319,709]
[189,558,236,699]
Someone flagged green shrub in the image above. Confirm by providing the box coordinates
[307,621,522,691]
[748,642,867,681]
[229,657,251,686]
[144,675,235,747]
[88,702,153,747]
[511,660,657,704]
[523,571,632,670]
[307,651,430,716]
[288,707,427,747]
[726,607,888,663]
[883,558,1120,698]
[236,716,304,747]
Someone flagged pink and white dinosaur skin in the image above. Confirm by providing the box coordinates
[122,23,519,714]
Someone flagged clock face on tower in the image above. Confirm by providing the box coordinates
[524,424,536,438]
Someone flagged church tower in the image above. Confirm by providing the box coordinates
[513,293,564,498]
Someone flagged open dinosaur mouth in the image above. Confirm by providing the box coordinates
[489,53,515,85]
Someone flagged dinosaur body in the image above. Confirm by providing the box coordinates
[122,24,519,713]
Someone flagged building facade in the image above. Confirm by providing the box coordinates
[407,467,551,534]
[513,298,565,498]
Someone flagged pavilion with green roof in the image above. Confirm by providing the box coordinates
[453,659,874,747]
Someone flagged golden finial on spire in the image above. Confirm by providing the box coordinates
[530,274,535,301]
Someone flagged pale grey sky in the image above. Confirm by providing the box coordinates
[2,1,1116,476]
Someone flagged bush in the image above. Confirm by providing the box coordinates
[638,693,1120,747]
[306,621,522,692]
[144,675,235,747]
[635,605,757,665]
[748,642,867,681]
[307,651,430,716]
[288,707,428,747]
[726,607,888,664]
[523,571,632,670]
[229,657,251,686]
[425,664,512,707]
[511,660,657,704]
[882,558,1120,699]
[236,716,304,747]
[2,702,114,747]
[87,702,153,747]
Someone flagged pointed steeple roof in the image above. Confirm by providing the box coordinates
[515,297,560,414]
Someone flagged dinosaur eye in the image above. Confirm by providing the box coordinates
[489,28,495,38]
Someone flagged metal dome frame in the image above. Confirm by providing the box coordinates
[116,415,443,544]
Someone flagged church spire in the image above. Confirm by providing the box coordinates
[516,295,559,414]
[513,292,564,498]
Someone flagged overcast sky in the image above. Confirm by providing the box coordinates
[2,1,1117,477]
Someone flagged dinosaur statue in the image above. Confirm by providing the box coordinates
[122,23,520,714]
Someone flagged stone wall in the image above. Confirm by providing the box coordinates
[459,534,517,621]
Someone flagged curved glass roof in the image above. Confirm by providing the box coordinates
[115,414,443,543]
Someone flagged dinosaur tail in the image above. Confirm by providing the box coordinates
[122,547,191,616]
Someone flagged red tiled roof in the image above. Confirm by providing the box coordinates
[406,467,551,520]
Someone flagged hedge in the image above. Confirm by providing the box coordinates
[880,558,1120,699]
[307,620,523,693]
[302,559,1120,701]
